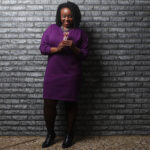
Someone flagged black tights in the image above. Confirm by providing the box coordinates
[43,99,78,135]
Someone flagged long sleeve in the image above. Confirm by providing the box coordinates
[39,25,52,55]
[78,30,89,61]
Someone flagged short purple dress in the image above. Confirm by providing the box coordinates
[39,24,88,102]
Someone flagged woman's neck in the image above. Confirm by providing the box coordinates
[61,25,73,31]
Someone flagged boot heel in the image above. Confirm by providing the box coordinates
[42,132,56,148]
[62,132,74,148]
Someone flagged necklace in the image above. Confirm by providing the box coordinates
[61,26,72,32]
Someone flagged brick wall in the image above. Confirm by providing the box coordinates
[0,0,150,136]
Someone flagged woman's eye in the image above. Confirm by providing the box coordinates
[62,15,72,18]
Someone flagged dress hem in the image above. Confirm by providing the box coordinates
[43,96,79,102]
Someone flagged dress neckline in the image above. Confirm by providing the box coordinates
[61,26,71,32]
[60,25,74,33]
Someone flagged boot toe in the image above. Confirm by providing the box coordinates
[42,132,56,148]
[62,134,74,148]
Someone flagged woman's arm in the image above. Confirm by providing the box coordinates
[50,47,58,54]
[40,24,67,55]
[39,25,55,55]
[77,30,89,60]
[70,43,80,55]
[63,30,88,60]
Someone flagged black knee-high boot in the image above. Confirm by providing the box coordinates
[42,99,58,148]
[62,101,78,148]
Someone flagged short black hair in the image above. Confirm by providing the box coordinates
[56,1,81,28]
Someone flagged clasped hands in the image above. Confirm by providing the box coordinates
[57,40,75,52]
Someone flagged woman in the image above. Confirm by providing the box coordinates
[39,1,88,149]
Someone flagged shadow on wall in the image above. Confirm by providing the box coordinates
[75,25,106,136]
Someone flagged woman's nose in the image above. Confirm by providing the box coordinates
[65,17,69,20]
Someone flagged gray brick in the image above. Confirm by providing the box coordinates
[18,11,34,17]
[102,11,117,16]
[110,17,125,22]
[0,11,17,17]
[93,5,110,10]
[1,0,17,4]
[102,0,117,4]
[10,5,26,10]
[43,5,57,10]
[27,17,43,21]
[85,11,101,17]
[92,16,109,21]
[135,0,150,5]
[17,0,34,4]
[84,0,101,4]
[142,5,150,10]
[51,0,69,4]
[118,0,134,5]
[109,28,125,32]
[118,11,134,16]
[0,0,150,136]
[26,5,43,10]
[110,5,143,11]
[0,6,10,10]
[34,0,51,4]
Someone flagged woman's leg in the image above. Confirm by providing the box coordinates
[43,99,58,134]
[64,101,78,134]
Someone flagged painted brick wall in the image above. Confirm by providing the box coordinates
[0,0,150,136]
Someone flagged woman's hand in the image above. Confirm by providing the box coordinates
[56,40,75,52]
[56,41,66,52]
[56,40,79,55]
[63,40,80,55]
[62,40,75,48]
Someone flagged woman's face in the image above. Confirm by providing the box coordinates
[60,7,73,28]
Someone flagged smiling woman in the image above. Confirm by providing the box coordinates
[39,1,88,149]
[61,8,73,28]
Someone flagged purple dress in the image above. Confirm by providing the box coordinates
[39,24,88,102]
